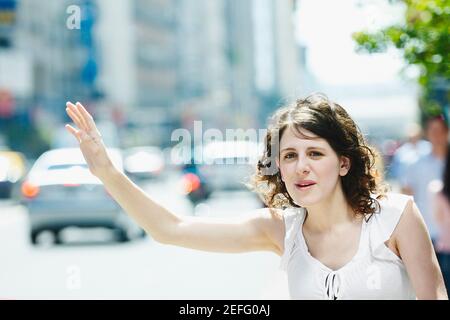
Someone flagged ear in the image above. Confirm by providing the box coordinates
[339,156,351,176]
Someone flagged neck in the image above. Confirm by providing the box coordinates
[303,183,357,233]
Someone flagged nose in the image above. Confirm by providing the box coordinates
[295,154,310,175]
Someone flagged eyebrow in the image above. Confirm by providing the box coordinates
[280,147,326,153]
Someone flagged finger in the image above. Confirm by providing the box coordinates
[66,102,86,131]
[76,102,96,131]
[76,103,102,139]
[66,106,85,131]
[76,128,94,145]
[65,124,81,143]
[67,102,89,131]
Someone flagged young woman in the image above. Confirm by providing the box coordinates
[65,93,447,300]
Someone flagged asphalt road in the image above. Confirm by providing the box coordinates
[0,176,289,299]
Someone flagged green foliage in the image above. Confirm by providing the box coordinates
[353,0,449,116]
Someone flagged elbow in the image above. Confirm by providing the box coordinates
[147,225,178,245]
[153,233,173,245]
[143,215,182,245]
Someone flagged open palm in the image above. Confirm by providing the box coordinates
[65,101,114,178]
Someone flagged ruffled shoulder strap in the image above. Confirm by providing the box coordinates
[279,207,306,271]
[368,192,413,262]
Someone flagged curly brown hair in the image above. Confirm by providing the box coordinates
[248,93,388,219]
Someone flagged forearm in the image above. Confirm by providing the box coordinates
[99,168,181,243]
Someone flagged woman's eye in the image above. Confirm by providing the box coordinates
[284,153,296,159]
[309,151,323,157]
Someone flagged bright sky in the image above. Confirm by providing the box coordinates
[295,0,408,85]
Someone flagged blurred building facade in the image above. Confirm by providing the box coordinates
[13,0,100,115]
[96,0,180,147]
[93,0,301,146]
[175,0,301,132]
[252,0,302,126]
[2,0,301,150]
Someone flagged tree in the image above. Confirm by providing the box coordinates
[353,0,449,118]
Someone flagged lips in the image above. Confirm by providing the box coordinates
[295,180,316,189]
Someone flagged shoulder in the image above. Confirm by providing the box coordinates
[368,193,430,261]
[248,207,283,223]
[249,207,303,256]
[389,195,430,249]
[255,206,305,233]
[368,193,414,246]
[246,207,285,254]
[251,206,303,224]
[375,192,414,215]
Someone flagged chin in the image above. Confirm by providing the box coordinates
[294,199,316,208]
[290,193,321,208]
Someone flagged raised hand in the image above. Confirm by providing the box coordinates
[65,101,116,178]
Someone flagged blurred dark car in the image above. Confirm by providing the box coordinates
[123,146,165,182]
[180,159,212,206]
[0,150,27,199]
[21,148,144,244]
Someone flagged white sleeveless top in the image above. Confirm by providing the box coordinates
[279,193,416,300]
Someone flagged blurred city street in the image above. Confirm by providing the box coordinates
[0,171,289,299]
[0,0,447,300]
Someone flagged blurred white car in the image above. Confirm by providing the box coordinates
[123,146,165,181]
[21,148,144,244]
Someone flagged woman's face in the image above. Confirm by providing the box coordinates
[277,126,350,207]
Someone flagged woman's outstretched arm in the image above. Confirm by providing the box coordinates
[65,101,284,254]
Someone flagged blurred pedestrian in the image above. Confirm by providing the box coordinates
[401,115,449,244]
[64,93,447,299]
[390,123,431,181]
[430,149,450,295]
